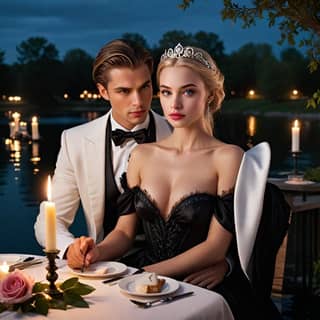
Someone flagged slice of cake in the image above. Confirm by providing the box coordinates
[93,266,109,275]
[135,272,166,293]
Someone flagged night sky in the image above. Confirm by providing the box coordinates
[0,0,287,64]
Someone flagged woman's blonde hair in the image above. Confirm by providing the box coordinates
[157,44,225,135]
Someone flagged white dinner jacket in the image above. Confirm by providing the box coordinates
[234,142,271,279]
[34,110,172,255]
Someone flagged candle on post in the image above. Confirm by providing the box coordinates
[9,121,15,138]
[247,115,256,137]
[45,176,56,251]
[12,112,20,136]
[291,119,300,152]
[31,116,40,141]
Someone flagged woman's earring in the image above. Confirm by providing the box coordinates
[207,101,211,113]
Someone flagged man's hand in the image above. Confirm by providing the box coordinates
[183,260,228,290]
[66,236,98,269]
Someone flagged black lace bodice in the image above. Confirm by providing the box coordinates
[117,175,234,268]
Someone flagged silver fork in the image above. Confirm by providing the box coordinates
[129,291,194,308]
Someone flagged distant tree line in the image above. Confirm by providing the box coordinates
[179,0,320,107]
[0,31,319,107]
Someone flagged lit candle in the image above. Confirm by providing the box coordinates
[45,176,56,251]
[12,112,20,135]
[291,119,300,152]
[31,116,40,141]
[0,262,9,280]
[247,116,256,137]
[9,121,16,138]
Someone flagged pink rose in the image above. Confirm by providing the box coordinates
[0,270,34,304]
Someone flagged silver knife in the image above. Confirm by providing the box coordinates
[103,268,144,285]
[130,291,194,308]
[8,259,44,272]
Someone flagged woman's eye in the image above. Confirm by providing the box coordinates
[184,89,194,96]
[160,90,170,96]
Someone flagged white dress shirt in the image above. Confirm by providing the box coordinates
[110,112,150,192]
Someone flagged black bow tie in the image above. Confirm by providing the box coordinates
[111,128,148,146]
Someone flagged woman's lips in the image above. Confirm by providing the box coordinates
[169,113,185,120]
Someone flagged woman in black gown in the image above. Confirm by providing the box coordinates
[71,43,272,319]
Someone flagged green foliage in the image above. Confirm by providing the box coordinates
[304,167,320,182]
[122,33,150,50]
[0,50,4,65]
[16,37,59,64]
[179,0,320,107]
[307,89,320,108]
[63,48,94,99]
[157,30,225,61]
[0,277,95,316]
[178,0,194,10]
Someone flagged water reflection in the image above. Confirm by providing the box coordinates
[246,115,257,149]
[0,111,319,255]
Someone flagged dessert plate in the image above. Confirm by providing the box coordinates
[119,274,179,297]
[69,261,127,278]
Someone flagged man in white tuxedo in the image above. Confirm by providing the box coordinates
[34,39,171,259]
[34,40,229,285]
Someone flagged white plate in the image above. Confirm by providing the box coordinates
[69,261,127,278]
[118,275,179,297]
[0,254,22,265]
[285,180,315,185]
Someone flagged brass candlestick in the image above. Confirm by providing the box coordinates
[43,249,63,298]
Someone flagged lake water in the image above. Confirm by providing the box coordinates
[0,109,319,255]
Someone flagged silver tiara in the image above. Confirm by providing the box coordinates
[160,43,213,69]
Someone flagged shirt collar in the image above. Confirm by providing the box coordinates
[110,112,150,132]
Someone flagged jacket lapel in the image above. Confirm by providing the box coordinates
[83,112,110,242]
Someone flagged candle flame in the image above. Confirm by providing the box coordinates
[12,112,20,120]
[47,175,52,201]
[32,116,38,123]
[0,261,9,273]
[293,119,299,128]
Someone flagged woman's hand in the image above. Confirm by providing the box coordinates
[183,260,228,290]
[66,236,98,268]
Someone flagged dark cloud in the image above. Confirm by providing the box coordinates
[0,0,283,63]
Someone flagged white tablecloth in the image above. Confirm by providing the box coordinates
[0,255,234,320]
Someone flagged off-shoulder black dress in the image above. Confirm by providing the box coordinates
[117,175,269,320]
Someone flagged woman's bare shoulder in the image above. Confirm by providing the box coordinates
[213,143,244,166]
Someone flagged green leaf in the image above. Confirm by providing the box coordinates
[304,167,320,182]
[33,282,49,293]
[21,302,35,313]
[49,298,67,310]
[64,292,89,308]
[33,294,49,315]
[68,282,95,296]
[60,277,79,291]
[306,98,317,109]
